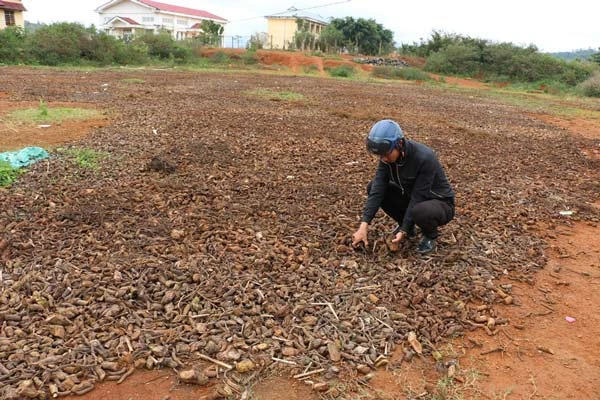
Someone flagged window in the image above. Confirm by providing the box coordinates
[142,16,154,23]
[162,17,173,24]
[177,19,187,25]
[5,10,15,26]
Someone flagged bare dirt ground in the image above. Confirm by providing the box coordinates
[0,60,599,400]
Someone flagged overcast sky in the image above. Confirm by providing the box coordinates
[23,0,600,52]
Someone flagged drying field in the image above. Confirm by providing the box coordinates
[0,67,599,399]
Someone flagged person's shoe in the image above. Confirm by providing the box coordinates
[417,237,436,254]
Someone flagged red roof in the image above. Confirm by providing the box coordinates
[0,1,27,11]
[138,0,226,22]
[119,16,140,25]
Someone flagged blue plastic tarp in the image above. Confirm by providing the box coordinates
[0,147,50,169]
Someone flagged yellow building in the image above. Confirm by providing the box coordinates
[0,0,26,29]
[266,7,328,50]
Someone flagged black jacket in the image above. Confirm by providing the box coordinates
[361,140,454,231]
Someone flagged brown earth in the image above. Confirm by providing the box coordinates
[0,61,599,400]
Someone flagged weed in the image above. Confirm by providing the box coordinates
[302,64,320,74]
[209,51,230,64]
[66,148,108,169]
[327,65,355,78]
[38,98,49,116]
[0,160,21,186]
[241,50,259,65]
[372,66,431,81]
[8,106,102,124]
[245,88,304,101]
[578,73,600,97]
[121,78,145,84]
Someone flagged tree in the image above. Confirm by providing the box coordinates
[318,25,344,53]
[329,17,394,55]
[293,19,316,51]
[591,48,600,65]
[197,20,224,46]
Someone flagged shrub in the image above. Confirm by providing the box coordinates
[0,26,26,64]
[327,65,355,77]
[0,160,20,186]
[241,50,259,65]
[578,73,600,97]
[372,66,431,81]
[25,22,89,65]
[209,51,230,64]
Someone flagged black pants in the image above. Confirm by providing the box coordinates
[367,181,454,239]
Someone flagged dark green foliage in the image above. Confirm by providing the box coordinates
[371,66,431,81]
[549,49,596,61]
[136,31,190,61]
[318,25,344,53]
[241,50,259,65]
[293,19,316,51]
[578,73,600,97]
[328,17,394,55]
[591,50,600,65]
[402,31,594,86]
[327,65,355,77]
[195,20,224,46]
[0,26,26,63]
[0,160,20,187]
[209,51,230,64]
[25,23,90,65]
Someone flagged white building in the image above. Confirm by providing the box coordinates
[95,0,227,40]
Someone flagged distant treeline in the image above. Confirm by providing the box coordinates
[1,24,600,97]
[0,23,220,66]
[399,31,599,88]
[549,48,596,61]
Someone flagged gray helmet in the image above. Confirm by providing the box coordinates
[366,119,404,155]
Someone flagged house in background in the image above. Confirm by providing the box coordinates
[265,7,328,50]
[0,0,26,30]
[95,0,227,41]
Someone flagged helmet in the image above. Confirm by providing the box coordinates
[366,119,404,155]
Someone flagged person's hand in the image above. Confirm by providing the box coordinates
[392,230,406,244]
[352,223,369,248]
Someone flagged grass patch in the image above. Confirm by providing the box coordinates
[0,160,21,186]
[245,88,305,101]
[121,78,145,84]
[326,65,356,78]
[302,64,320,74]
[8,103,102,124]
[64,148,108,170]
[372,66,432,81]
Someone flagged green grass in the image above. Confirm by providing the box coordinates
[245,88,305,101]
[64,148,108,170]
[8,105,102,124]
[372,66,432,81]
[121,78,145,84]
[326,65,356,78]
[0,160,21,186]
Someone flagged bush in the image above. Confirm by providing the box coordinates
[209,51,230,64]
[0,26,26,64]
[578,73,600,97]
[372,66,431,81]
[327,65,355,77]
[241,50,259,65]
[136,31,178,59]
[25,22,89,65]
[0,160,20,186]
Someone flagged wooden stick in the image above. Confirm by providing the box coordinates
[271,357,298,366]
[197,353,232,370]
[480,346,504,355]
[311,302,339,321]
[293,368,325,379]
